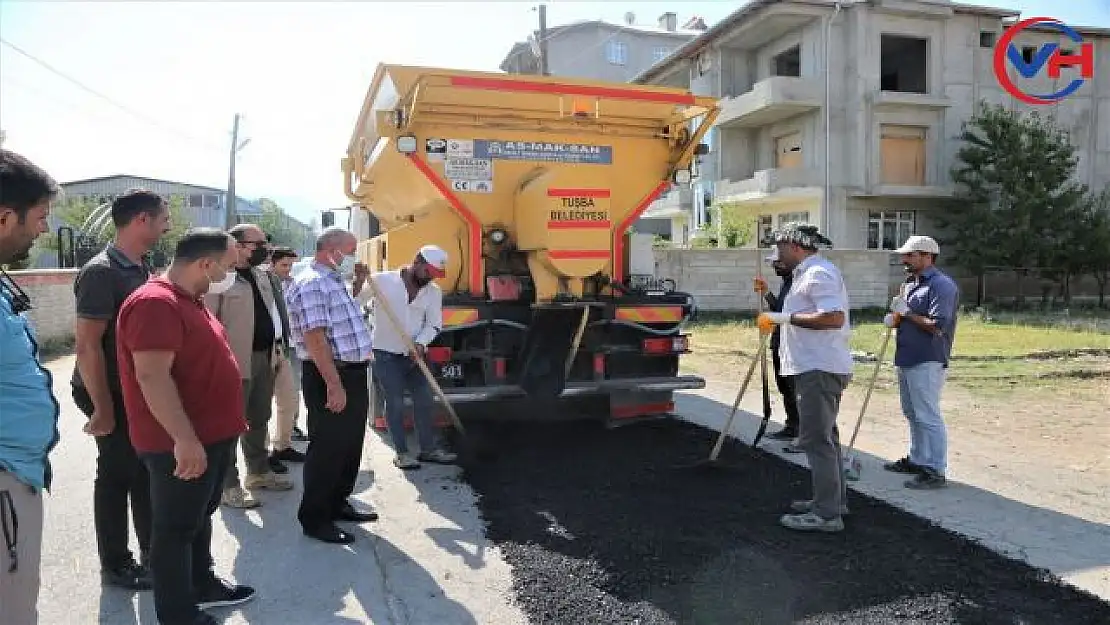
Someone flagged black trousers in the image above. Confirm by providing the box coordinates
[771,345,801,432]
[297,360,370,532]
[72,385,153,571]
[141,438,232,625]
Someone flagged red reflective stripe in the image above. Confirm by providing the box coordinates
[612,181,668,285]
[405,154,484,295]
[546,188,611,198]
[448,75,696,105]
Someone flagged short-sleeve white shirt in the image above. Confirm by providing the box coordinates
[779,254,854,377]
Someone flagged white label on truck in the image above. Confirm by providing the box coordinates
[445,157,492,181]
[451,180,493,194]
[446,139,474,158]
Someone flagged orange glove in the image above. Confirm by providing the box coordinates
[757,312,790,335]
[753,277,768,294]
[883,312,902,328]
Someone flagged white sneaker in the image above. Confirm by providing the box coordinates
[393,453,420,470]
[779,511,845,533]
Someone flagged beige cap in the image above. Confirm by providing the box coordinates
[895,235,939,255]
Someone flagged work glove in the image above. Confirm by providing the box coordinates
[753,277,769,294]
[883,312,902,329]
[890,296,910,315]
[757,312,790,335]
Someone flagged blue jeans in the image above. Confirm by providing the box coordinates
[371,349,437,455]
[897,361,948,475]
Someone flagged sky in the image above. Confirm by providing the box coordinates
[1,0,1108,226]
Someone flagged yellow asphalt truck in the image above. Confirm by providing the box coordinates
[342,63,719,426]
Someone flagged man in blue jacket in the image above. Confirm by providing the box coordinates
[0,149,62,624]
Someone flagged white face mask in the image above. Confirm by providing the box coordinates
[207,267,236,294]
[331,250,356,276]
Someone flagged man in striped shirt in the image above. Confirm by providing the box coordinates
[285,227,378,545]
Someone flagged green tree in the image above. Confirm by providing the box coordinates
[936,101,1088,307]
[1074,188,1110,308]
[253,198,305,250]
[717,202,757,248]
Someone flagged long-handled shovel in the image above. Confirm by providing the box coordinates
[674,330,770,472]
[364,276,469,444]
[843,325,894,481]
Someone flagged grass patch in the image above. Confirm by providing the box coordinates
[682,310,1110,392]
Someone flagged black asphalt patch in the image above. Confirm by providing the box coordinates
[458,419,1110,625]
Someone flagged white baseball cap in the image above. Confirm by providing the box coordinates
[418,244,448,278]
[894,235,940,255]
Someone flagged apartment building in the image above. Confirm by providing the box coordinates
[634,0,1110,250]
[500,12,707,82]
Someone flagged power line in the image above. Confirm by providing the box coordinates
[0,37,225,152]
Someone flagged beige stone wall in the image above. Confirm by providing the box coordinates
[7,269,79,343]
[652,249,894,312]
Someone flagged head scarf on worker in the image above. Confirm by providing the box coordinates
[772,222,833,251]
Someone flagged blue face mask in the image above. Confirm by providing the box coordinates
[337,254,356,276]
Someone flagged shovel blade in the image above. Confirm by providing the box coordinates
[517,306,587,402]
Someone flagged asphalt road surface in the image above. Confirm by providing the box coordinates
[460,417,1110,625]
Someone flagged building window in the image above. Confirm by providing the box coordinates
[880,124,927,186]
[607,41,628,65]
[979,31,996,48]
[652,46,670,63]
[188,194,204,208]
[880,34,928,93]
[772,45,801,77]
[775,132,803,169]
[1021,46,1036,64]
[757,215,773,246]
[777,211,811,228]
[868,211,916,250]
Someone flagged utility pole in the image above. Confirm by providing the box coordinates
[225,113,241,230]
[538,4,549,75]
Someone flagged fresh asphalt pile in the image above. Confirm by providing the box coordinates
[458,419,1110,625]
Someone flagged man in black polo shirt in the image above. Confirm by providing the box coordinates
[753,246,802,451]
[72,188,170,590]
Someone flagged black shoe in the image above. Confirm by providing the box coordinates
[883,456,924,474]
[304,524,355,545]
[768,427,797,441]
[272,447,307,463]
[291,427,308,442]
[101,560,152,590]
[336,503,379,523]
[267,455,289,474]
[905,468,947,490]
[196,577,256,610]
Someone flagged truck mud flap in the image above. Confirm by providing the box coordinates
[517,306,587,401]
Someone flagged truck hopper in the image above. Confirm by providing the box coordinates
[343,64,718,425]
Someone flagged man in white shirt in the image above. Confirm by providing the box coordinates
[367,245,458,469]
[757,223,853,533]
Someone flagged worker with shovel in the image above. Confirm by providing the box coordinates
[367,245,458,470]
[883,235,959,490]
[753,246,803,453]
[757,223,853,534]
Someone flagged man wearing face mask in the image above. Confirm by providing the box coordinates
[752,246,802,453]
[285,227,377,545]
[204,224,294,510]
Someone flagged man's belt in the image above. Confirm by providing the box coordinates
[334,360,369,370]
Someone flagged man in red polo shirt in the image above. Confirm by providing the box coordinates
[116,227,256,625]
